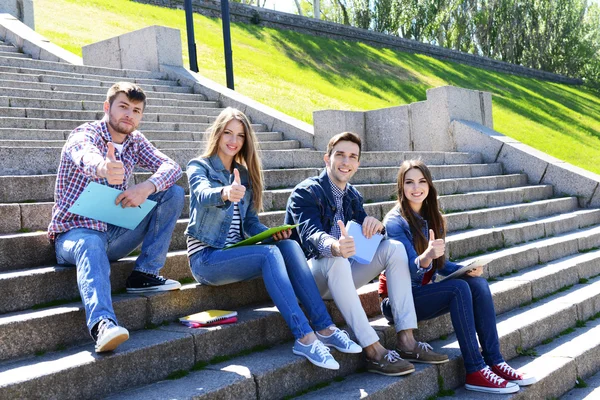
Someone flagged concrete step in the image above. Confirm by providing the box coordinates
[0,65,181,86]
[0,82,200,100]
[0,137,295,150]
[0,164,501,203]
[0,71,183,90]
[0,148,478,175]
[0,108,220,124]
[2,100,224,116]
[0,178,532,271]
[296,307,600,399]
[3,201,598,325]
[31,275,600,400]
[0,301,383,400]
[445,208,600,259]
[0,78,193,95]
[0,45,20,53]
[0,194,583,301]
[0,86,206,104]
[0,175,537,234]
[4,224,600,364]
[0,51,29,58]
[0,55,168,79]
[0,117,263,131]
[560,362,600,399]
[155,139,300,150]
[1,96,216,110]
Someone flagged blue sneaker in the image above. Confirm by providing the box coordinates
[317,326,362,354]
[293,339,340,370]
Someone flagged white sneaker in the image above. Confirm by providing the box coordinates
[93,319,129,353]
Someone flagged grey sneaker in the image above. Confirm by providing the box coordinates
[366,350,415,376]
[92,319,129,353]
[396,341,449,364]
[293,339,340,370]
[317,326,362,354]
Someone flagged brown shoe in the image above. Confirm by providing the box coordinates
[396,342,449,364]
[366,350,415,376]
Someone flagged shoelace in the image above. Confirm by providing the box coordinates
[416,341,434,352]
[96,319,113,338]
[384,350,402,363]
[332,328,353,347]
[310,340,332,360]
[497,362,520,378]
[482,366,506,385]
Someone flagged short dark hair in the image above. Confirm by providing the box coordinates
[106,82,147,109]
[326,131,362,159]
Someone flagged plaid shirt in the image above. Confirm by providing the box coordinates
[47,119,182,241]
[317,177,346,258]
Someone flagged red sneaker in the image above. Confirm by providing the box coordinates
[465,366,520,394]
[492,362,537,386]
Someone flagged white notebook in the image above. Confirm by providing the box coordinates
[346,220,384,264]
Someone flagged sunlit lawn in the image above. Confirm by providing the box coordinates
[35,0,600,173]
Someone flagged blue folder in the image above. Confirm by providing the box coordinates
[347,220,384,264]
[68,182,157,230]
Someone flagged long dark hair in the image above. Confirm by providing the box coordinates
[396,160,446,271]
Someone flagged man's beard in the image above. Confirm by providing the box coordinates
[108,115,137,135]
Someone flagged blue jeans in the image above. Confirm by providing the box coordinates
[381,276,504,374]
[55,185,185,333]
[189,239,333,339]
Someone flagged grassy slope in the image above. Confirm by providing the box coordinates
[34,0,600,174]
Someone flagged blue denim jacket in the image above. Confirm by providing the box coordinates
[383,207,461,287]
[185,154,267,248]
[285,169,368,259]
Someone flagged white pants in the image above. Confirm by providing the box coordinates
[309,239,417,347]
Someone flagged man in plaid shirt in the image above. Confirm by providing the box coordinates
[48,82,185,353]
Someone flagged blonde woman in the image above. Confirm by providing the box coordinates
[185,108,360,369]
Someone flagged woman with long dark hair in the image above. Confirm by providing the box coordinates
[185,108,360,370]
[380,159,535,394]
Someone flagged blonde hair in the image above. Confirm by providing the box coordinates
[202,107,264,212]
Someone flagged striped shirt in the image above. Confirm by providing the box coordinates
[47,119,182,242]
[187,202,242,257]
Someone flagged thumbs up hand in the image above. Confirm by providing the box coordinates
[425,229,445,259]
[98,142,125,185]
[332,220,356,258]
[221,168,246,203]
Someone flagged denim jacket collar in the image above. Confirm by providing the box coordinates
[316,168,360,209]
[207,153,245,186]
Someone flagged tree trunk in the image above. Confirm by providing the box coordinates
[314,0,320,19]
[293,0,303,15]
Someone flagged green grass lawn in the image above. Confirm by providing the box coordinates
[34,0,600,174]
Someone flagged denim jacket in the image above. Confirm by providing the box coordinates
[185,154,267,248]
[383,207,461,287]
[284,169,367,259]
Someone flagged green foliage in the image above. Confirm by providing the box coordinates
[31,297,81,310]
[516,346,538,357]
[166,370,189,380]
[575,377,589,388]
[34,0,600,175]
[559,327,576,336]
[191,361,208,371]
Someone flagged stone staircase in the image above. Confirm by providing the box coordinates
[0,38,599,400]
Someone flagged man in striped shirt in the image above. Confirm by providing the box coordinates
[48,82,185,353]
